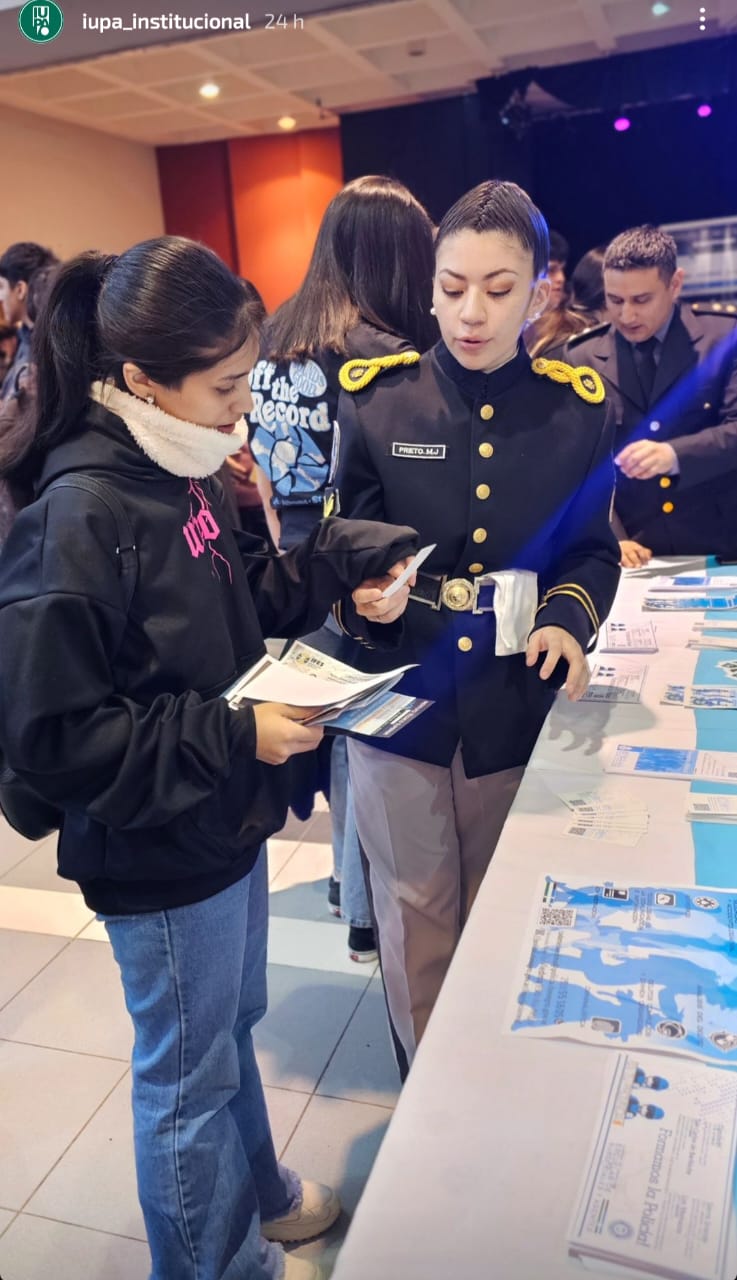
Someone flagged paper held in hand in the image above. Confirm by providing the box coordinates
[380,543,436,598]
[223,642,431,738]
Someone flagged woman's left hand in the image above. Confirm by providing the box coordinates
[352,557,417,625]
[525,626,590,701]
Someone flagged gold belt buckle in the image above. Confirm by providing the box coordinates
[440,577,476,611]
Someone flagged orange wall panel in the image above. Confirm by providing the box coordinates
[228,130,343,312]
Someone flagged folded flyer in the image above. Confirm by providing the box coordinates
[569,1051,737,1280]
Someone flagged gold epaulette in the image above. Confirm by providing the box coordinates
[531,356,605,405]
[691,301,737,317]
[339,350,421,393]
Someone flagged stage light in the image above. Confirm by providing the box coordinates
[278,115,297,130]
[651,2,670,14]
[614,116,631,132]
[199,82,220,100]
[697,103,712,118]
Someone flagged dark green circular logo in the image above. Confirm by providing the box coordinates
[18,2,64,42]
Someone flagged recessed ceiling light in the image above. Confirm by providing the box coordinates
[199,82,220,100]
[651,2,670,15]
[278,115,297,130]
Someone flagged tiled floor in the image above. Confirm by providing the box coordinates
[0,799,399,1279]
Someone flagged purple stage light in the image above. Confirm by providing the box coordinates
[697,103,712,118]
[614,116,631,132]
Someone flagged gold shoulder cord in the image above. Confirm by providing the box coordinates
[531,357,605,405]
[339,351,421,393]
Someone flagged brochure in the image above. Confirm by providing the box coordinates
[686,795,737,824]
[688,637,737,653]
[223,641,430,738]
[649,575,737,592]
[580,663,648,705]
[509,876,737,1068]
[661,686,737,710]
[569,1051,737,1280]
[644,594,737,612]
[606,745,737,782]
[601,621,659,654]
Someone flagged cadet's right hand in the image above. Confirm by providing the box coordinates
[619,540,652,569]
[254,703,324,765]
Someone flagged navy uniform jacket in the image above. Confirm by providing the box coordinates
[335,340,620,777]
[566,303,737,555]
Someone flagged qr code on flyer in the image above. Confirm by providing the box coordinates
[538,907,577,928]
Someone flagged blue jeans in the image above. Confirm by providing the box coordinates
[102,849,300,1280]
[330,736,371,930]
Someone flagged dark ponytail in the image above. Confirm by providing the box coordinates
[11,236,256,486]
[31,253,112,466]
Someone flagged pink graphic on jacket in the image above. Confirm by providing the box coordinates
[182,479,233,583]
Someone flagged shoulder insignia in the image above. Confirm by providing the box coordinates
[565,321,610,348]
[690,300,737,318]
[531,356,605,405]
[339,350,420,393]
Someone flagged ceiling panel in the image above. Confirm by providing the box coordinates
[0,0,722,146]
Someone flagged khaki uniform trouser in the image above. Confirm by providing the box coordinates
[347,739,523,1067]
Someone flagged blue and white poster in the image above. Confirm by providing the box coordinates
[510,878,737,1067]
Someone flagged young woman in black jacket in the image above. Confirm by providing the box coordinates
[0,237,416,1280]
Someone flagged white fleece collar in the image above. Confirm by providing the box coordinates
[90,380,248,478]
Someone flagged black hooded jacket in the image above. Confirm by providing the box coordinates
[0,401,416,914]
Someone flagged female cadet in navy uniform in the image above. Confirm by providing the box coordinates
[335,181,621,1072]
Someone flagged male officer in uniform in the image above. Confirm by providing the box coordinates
[566,226,737,566]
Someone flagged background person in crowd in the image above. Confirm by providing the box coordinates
[525,228,573,356]
[0,236,418,1280]
[567,226,737,567]
[569,246,606,325]
[0,260,60,548]
[0,241,58,400]
[335,180,620,1075]
[248,174,437,963]
[219,278,275,545]
[528,245,607,358]
[0,324,17,383]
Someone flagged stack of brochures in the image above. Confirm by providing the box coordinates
[568,1052,737,1280]
[661,684,737,709]
[224,640,431,739]
[580,662,647,704]
[686,794,737,823]
[644,574,737,611]
[600,620,658,653]
[559,789,649,846]
[607,744,737,782]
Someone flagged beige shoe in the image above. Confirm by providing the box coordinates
[263,1179,341,1244]
[282,1255,324,1280]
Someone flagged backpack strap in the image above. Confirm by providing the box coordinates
[44,474,138,610]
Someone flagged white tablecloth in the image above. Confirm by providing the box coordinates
[332,557,737,1280]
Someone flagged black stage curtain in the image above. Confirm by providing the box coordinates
[340,35,737,258]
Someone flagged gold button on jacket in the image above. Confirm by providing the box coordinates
[479,404,494,421]
[662,501,674,514]
[458,636,473,652]
[659,477,671,489]
[472,528,487,544]
[478,442,494,458]
[476,484,490,500]
[468,562,484,574]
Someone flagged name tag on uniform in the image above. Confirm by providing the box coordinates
[391,442,446,459]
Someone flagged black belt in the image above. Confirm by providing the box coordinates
[409,571,496,614]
